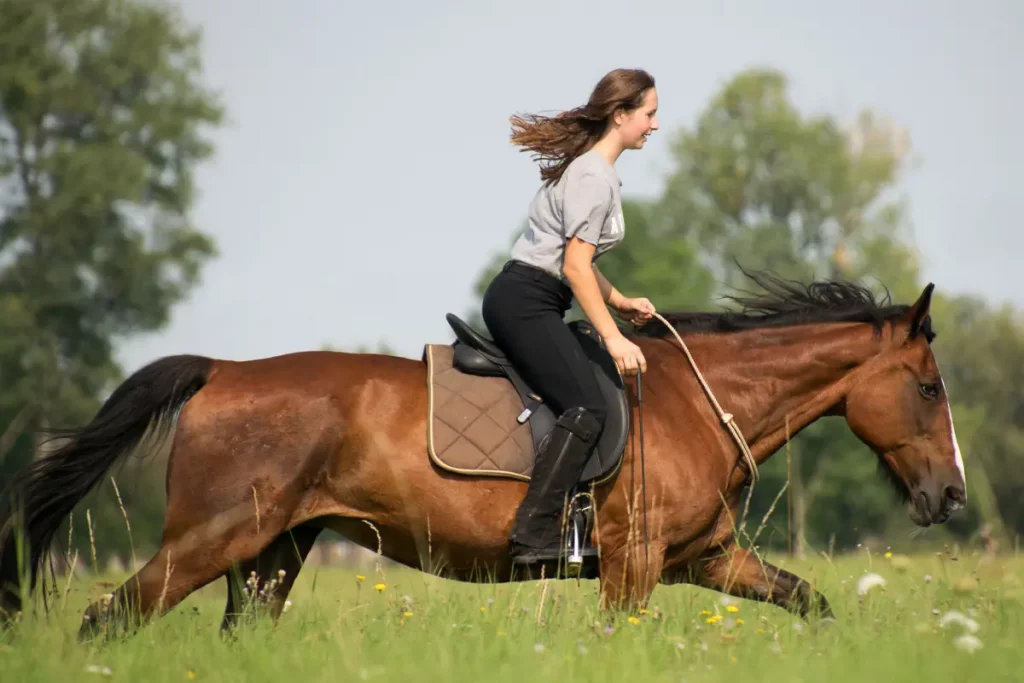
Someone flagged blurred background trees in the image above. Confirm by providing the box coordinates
[0,0,223,566]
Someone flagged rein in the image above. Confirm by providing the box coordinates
[649,311,758,482]
[630,312,759,574]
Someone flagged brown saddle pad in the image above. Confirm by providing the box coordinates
[424,343,535,481]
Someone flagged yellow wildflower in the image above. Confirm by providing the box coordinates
[187,673,196,681]
[374,583,386,592]
[480,606,487,613]
[639,608,648,615]
[627,616,641,625]
[706,615,723,625]
[885,552,893,559]
[403,611,414,617]
[736,618,745,625]
[356,575,366,581]
[699,609,712,616]
[726,605,739,613]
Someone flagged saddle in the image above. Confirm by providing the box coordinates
[423,314,630,487]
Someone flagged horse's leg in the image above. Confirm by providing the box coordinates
[220,523,322,633]
[78,498,296,641]
[685,543,834,620]
[597,539,667,612]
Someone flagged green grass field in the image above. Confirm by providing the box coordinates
[2,550,1022,682]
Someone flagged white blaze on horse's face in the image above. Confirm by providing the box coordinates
[941,379,966,496]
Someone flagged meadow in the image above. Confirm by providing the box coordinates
[2,548,1022,683]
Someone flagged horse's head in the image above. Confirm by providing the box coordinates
[843,284,966,527]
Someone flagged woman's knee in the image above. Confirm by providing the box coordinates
[562,397,607,431]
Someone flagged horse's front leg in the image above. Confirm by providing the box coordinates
[598,538,667,612]
[681,542,835,620]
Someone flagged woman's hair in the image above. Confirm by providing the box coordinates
[509,68,656,183]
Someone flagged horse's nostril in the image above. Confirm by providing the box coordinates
[943,485,966,511]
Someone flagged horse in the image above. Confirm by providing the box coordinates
[0,271,967,639]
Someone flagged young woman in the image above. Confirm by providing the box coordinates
[481,68,660,564]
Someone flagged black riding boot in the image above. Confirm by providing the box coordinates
[509,406,604,564]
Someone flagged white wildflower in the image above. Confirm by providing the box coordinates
[939,610,979,633]
[953,634,983,653]
[856,572,886,596]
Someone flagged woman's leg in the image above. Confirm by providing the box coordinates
[482,265,608,561]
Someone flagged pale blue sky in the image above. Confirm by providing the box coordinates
[117,0,1024,369]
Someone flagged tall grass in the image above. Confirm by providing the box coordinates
[2,549,1021,683]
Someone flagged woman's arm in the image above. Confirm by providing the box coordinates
[564,238,648,374]
[592,264,627,312]
[563,237,623,341]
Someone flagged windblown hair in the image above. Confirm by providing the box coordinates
[509,68,656,183]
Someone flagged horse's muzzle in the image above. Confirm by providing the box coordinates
[910,480,966,526]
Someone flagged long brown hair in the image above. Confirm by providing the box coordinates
[509,68,656,183]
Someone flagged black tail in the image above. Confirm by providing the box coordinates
[0,354,211,621]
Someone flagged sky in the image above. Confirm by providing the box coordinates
[116,0,1024,370]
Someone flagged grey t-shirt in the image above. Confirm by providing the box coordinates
[509,149,625,280]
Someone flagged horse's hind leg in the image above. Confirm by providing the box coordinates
[78,499,295,641]
[220,523,322,633]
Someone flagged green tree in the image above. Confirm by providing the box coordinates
[653,68,932,554]
[657,69,921,302]
[926,294,1024,547]
[0,0,223,564]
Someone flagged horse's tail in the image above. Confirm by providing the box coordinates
[0,354,212,621]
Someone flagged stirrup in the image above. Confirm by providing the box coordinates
[566,491,595,577]
[509,492,597,572]
[510,543,565,566]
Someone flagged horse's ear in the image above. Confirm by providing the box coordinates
[905,283,935,339]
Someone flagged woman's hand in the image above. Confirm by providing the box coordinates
[605,334,647,376]
[614,296,657,326]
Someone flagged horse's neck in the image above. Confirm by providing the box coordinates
[687,322,887,463]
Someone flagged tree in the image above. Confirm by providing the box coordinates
[0,0,223,563]
[926,293,1024,546]
[657,69,921,302]
[653,69,931,555]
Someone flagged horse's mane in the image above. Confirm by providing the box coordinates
[634,269,935,342]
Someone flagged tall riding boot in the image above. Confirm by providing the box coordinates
[509,406,603,564]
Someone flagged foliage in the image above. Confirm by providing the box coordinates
[0,0,223,562]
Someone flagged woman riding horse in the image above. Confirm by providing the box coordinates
[482,68,659,565]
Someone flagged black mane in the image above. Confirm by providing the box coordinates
[634,270,935,342]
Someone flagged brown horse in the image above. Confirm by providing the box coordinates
[0,273,966,638]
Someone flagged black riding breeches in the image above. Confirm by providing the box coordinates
[480,260,608,426]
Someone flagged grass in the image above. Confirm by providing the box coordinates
[2,550,1023,682]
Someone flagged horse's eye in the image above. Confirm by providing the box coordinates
[919,383,941,400]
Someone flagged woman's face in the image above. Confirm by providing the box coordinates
[616,88,659,149]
